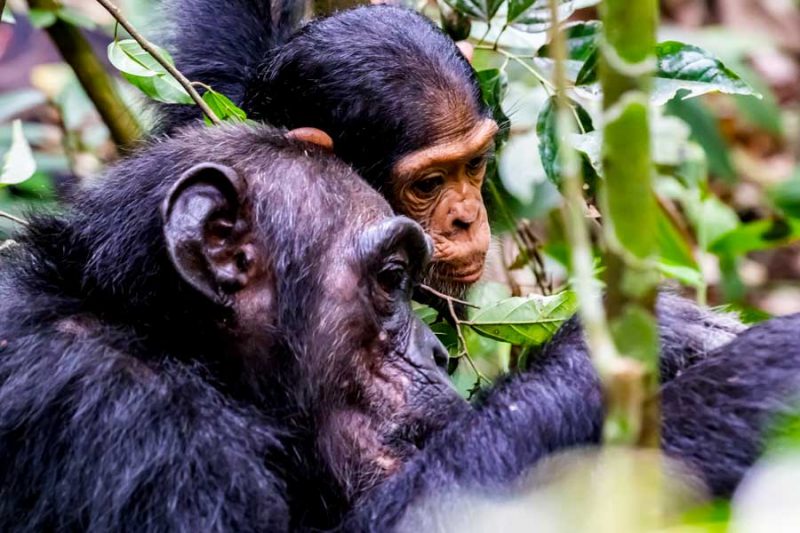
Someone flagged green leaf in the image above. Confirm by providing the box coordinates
[652,41,760,105]
[108,39,160,77]
[202,89,247,125]
[536,96,595,188]
[444,0,504,23]
[28,8,57,28]
[575,41,759,105]
[476,68,510,148]
[656,206,702,288]
[765,408,800,456]
[507,0,575,33]
[108,39,193,105]
[465,291,578,346]
[575,47,599,85]
[56,7,96,29]
[709,217,800,256]
[0,120,37,186]
[538,21,602,61]
[714,303,771,325]
[122,72,193,105]
[412,301,439,325]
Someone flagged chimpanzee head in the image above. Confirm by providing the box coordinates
[132,125,467,499]
[246,5,496,296]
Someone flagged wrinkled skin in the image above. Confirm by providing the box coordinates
[392,118,497,291]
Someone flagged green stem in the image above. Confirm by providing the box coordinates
[545,0,620,392]
[495,48,555,92]
[599,0,660,447]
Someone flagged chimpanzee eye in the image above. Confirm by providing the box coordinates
[412,174,444,196]
[466,154,488,173]
[377,263,409,294]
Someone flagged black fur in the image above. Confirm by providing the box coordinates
[156,0,745,367]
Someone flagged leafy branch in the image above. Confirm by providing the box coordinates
[94,0,221,124]
[418,283,491,390]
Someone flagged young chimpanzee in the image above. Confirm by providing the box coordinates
[1,123,799,532]
[159,0,494,296]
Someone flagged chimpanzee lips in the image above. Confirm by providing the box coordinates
[449,265,484,283]
[433,262,484,283]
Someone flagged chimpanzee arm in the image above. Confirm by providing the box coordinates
[347,294,745,530]
[663,312,800,497]
[0,331,288,533]
[656,293,745,381]
[346,316,603,531]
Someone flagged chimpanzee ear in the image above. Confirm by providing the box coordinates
[162,162,254,303]
[286,127,334,151]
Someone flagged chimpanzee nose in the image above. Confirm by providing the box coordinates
[449,200,481,232]
[432,340,449,369]
[412,318,449,369]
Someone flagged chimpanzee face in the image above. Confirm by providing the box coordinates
[390,117,497,296]
[311,215,468,499]
[161,146,466,501]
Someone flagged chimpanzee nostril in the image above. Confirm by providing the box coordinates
[448,200,480,233]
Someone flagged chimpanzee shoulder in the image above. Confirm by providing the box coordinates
[663,312,800,496]
[0,247,288,533]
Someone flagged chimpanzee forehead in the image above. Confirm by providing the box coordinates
[394,118,498,177]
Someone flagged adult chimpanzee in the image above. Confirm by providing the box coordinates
[1,123,799,533]
[158,0,494,296]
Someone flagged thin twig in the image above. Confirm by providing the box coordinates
[417,284,489,388]
[492,23,508,50]
[94,0,221,124]
[476,23,492,47]
[418,283,479,309]
[0,211,28,226]
[486,180,550,293]
[494,48,555,92]
[545,0,619,377]
[443,295,491,387]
